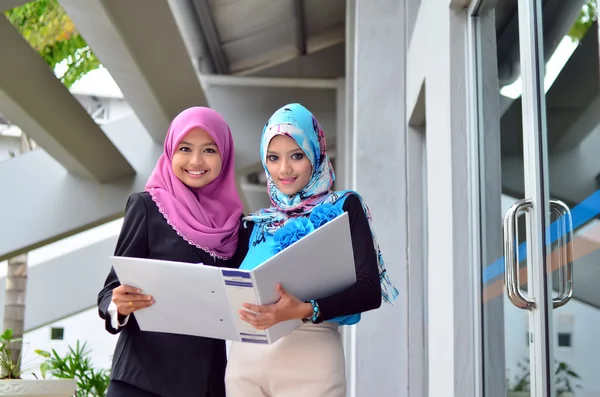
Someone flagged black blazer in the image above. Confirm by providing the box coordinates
[97,192,249,397]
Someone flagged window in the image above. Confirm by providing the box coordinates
[50,327,64,341]
[556,314,574,349]
[557,332,572,348]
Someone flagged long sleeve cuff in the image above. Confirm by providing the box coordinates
[108,301,130,329]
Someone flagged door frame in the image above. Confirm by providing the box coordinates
[468,0,556,395]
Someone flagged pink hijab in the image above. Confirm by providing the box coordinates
[145,107,243,259]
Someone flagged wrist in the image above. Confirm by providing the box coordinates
[298,302,314,319]
[301,300,322,323]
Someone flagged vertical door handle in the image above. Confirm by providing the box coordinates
[550,200,573,309]
[503,198,535,310]
[503,198,574,310]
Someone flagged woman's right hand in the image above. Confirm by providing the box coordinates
[112,285,154,316]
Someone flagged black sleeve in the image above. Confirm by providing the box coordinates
[315,194,382,321]
[97,193,149,334]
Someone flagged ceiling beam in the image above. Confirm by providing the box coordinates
[0,114,161,260]
[231,25,344,76]
[294,0,307,56]
[59,0,208,143]
[553,94,600,153]
[0,17,134,183]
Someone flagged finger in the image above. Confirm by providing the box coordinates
[116,293,153,302]
[243,303,277,313]
[240,311,275,330]
[276,284,287,296]
[239,311,258,325]
[120,299,154,312]
[242,303,262,313]
[116,285,143,294]
[239,310,258,321]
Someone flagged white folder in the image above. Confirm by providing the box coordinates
[111,212,356,344]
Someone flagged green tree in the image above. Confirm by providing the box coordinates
[569,0,599,41]
[4,0,101,88]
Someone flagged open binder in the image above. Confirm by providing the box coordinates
[111,212,356,344]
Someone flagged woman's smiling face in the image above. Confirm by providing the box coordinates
[265,135,313,196]
[171,127,222,188]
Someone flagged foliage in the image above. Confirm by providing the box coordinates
[507,358,581,394]
[0,329,23,380]
[555,361,581,393]
[35,341,110,397]
[568,0,599,42]
[3,0,101,88]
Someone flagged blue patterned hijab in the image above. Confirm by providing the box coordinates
[245,103,398,304]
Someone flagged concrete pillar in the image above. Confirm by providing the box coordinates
[346,1,409,396]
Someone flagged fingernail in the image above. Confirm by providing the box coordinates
[147,296,152,300]
[137,289,141,293]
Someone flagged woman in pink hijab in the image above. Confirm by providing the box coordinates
[97,107,248,397]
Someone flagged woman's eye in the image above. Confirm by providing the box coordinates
[292,153,304,160]
[268,155,278,162]
[179,147,191,152]
[204,148,216,154]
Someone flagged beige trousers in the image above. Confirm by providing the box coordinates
[225,322,347,397]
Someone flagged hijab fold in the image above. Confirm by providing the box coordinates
[145,107,243,259]
[245,103,398,304]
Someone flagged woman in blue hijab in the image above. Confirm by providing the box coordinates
[225,103,398,397]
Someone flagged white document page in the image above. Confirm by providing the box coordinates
[111,257,241,341]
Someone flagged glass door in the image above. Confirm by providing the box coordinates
[542,0,600,396]
[472,0,597,396]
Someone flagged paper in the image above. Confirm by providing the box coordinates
[111,212,356,344]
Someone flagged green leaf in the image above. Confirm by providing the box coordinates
[39,362,50,379]
[1,329,13,342]
[34,349,51,358]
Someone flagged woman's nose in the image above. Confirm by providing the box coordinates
[279,159,292,174]
[190,153,205,166]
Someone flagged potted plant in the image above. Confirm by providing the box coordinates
[0,328,76,396]
[35,341,110,397]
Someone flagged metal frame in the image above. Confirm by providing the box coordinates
[517,0,554,395]
[466,3,486,397]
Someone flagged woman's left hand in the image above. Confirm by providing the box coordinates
[240,284,313,330]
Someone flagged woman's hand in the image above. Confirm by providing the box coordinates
[112,285,154,316]
[240,284,313,330]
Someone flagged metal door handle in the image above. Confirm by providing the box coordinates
[503,198,535,310]
[550,200,573,309]
[503,198,574,310]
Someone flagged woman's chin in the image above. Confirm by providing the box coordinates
[276,184,300,196]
